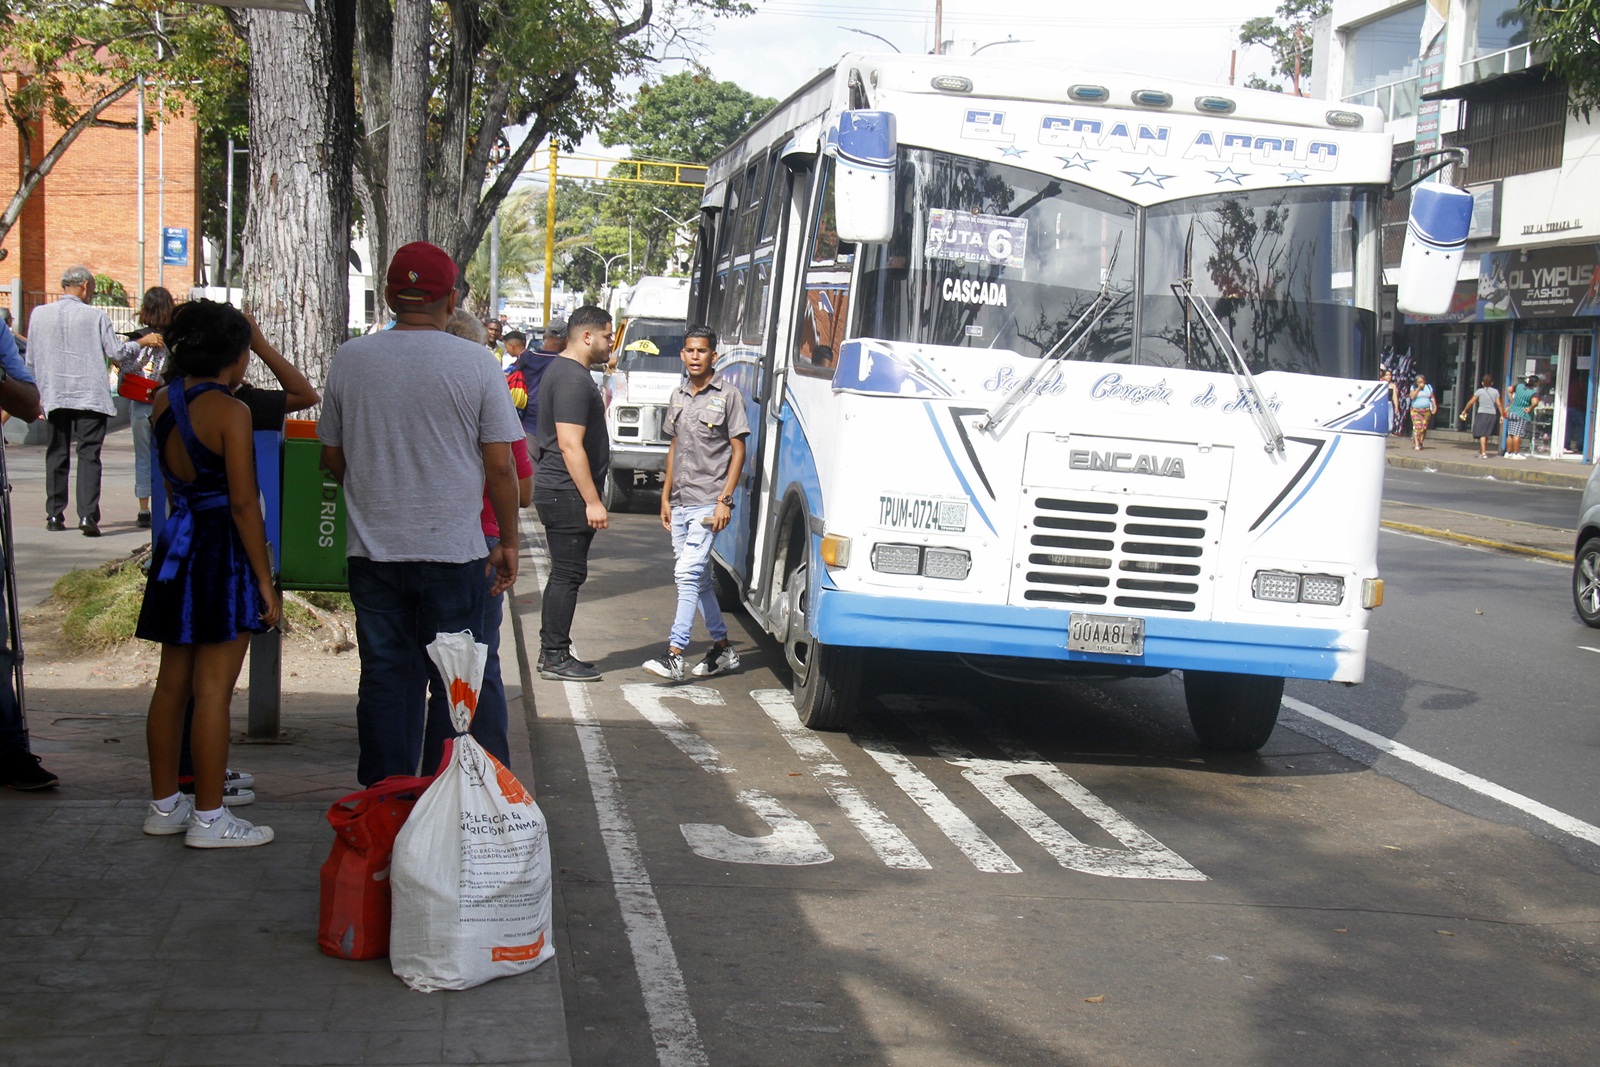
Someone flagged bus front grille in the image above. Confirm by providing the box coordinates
[1012,495,1218,614]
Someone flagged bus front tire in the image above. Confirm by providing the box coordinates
[784,564,859,731]
[1182,670,1284,752]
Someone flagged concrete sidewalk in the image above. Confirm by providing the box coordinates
[0,430,571,1066]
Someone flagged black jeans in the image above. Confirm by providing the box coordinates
[45,409,107,522]
[534,488,597,659]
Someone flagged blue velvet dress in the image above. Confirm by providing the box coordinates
[135,381,269,646]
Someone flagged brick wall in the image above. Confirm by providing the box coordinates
[2,72,202,323]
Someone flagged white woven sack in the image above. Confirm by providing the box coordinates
[390,631,554,992]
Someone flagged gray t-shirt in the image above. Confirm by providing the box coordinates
[320,328,522,562]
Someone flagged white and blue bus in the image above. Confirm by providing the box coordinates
[689,53,1460,750]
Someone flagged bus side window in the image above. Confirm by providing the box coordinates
[794,158,855,378]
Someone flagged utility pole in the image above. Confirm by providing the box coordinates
[544,141,558,325]
[1292,23,1304,97]
[934,0,943,54]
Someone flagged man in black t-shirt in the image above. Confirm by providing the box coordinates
[532,304,613,681]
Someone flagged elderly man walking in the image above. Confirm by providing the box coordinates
[26,265,121,536]
[319,242,524,786]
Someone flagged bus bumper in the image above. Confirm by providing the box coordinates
[813,587,1367,683]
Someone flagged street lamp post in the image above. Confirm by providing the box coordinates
[571,244,628,308]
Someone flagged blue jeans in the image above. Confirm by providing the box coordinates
[668,504,727,651]
[423,537,510,773]
[131,400,153,500]
[348,556,488,786]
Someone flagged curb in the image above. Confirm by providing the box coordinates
[1385,452,1591,490]
[1381,519,1574,563]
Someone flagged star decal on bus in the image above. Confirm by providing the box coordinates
[1057,153,1094,171]
[1209,167,1249,185]
[1124,167,1176,188]
[999,145,1026,158]
[1282,170,1309,183]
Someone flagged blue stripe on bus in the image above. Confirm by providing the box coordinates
[1258,433,1341,537]
[921,402,998,536]
[813,588,1352,681]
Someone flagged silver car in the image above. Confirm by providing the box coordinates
[1575,464,1600,626]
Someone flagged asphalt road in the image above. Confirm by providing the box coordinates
[1382,463,1582,530]
[528,509,1600,1067]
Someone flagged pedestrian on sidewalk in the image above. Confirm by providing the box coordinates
[533,304,614,682]
[642,326,749,683]
[0,314,59,791]
[1505,374,1540,459]
[319,242,522,786]
[1458,374,1507,458]
[117,287,174,528]
[1408,374,1436,450]
[1379,368,1403,436]
[26,265,121,537]
[136,300,280,847]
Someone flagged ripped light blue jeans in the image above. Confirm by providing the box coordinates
[668,504,727,651]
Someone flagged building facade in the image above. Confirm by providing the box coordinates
[2,73,201,323]
[1316,0,1599,461]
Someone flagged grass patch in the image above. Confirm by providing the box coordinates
[53,562,148,650]
[282,589,353,632]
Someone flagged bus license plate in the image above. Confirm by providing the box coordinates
[1067,613,1145,656]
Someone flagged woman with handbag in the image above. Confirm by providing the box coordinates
[118,287,174,527]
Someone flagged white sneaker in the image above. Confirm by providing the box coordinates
[185,808,274,849]
[642,650,686,682]
[692,644,742,677]
[224,768,255,790]
[143,794,196,836]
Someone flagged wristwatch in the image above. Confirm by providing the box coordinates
[718,494,735,507]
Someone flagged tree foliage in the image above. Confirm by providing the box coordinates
[1238,0,1330,95]
[351,0,753,316]
[592,71,774,281]
[0,0,246,247]
[1517,0,1600,116]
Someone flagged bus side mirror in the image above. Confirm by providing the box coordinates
[1395,183,1474,316]
[831,110,896,244]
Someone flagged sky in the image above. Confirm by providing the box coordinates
[557,0,1291,162]
[673,0,1286,104]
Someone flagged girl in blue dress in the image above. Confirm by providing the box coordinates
[136,301,281,848]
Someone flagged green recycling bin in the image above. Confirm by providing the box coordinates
[279,419,348,591]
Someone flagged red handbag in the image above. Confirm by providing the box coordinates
[317,773,435,960]
[118,372,160,404]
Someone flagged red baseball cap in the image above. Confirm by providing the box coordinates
[386,241,458,304]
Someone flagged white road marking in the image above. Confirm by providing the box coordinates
[856,739,1022,873]
[561,681,707,1067]
[1281,695,1600,849]
[751,688,931,870]
[621,684,834,866]
[679,789,835,866]
[881,693,1204,880]
[621,684,735,774]
[1580,646,1600,656]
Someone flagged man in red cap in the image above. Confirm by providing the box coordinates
[319,242,525,785]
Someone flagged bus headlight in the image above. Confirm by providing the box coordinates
[870,543,920,575]
[1252,570,1346,606]
[921,547,972,580]
[616,407,640,424]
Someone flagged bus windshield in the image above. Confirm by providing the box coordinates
[856,148,1381,377]
[858,148,1136,362]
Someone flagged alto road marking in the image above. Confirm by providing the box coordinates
[856,738,1022,873]
[751,688,931,870]
[1281,695,1600,849]
[621,684,833,866]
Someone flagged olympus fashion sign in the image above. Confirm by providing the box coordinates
[1068,450,1187,478]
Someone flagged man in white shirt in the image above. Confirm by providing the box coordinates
[25,265,120,536]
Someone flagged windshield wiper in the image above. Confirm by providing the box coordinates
[1170,272,1286,456]
[980,233,1123,434]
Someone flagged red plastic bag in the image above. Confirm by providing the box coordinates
[318,773,435,960]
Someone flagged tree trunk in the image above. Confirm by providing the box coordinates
[240,3,355,400]
[386,0,430,255]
